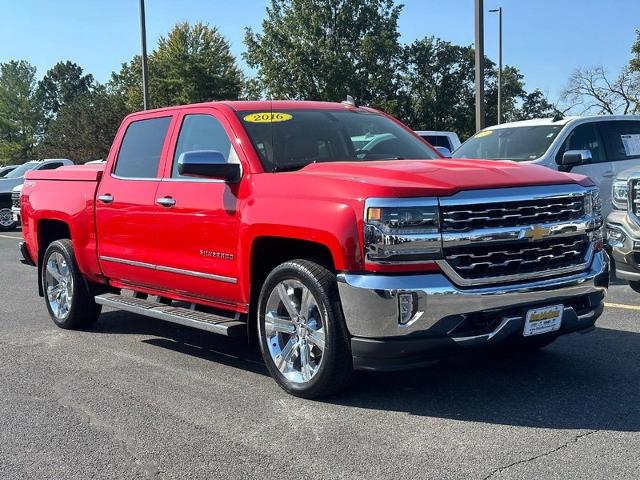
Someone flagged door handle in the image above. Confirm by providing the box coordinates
[157,196,176,208]
[97,194,113,204]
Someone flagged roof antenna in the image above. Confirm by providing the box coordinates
[341,95,358,107]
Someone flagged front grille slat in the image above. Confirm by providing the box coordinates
[441,197,584,232]
[11,192,20,209]
[633,180,640,215]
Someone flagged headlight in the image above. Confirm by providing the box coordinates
[364,198,442,263]
[612,180,628,210]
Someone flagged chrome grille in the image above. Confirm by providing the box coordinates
[11,191,20,209]
[441,197,584,231]
[438,185,599,286]
[444,236,591,281]
[632,179,640,215]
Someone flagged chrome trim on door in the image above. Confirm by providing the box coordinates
[156,197,176,207]
[97,194,114,203]
[99,256,237,284]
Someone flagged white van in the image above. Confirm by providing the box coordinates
[453,116,640,215]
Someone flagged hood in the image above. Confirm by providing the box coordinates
[0,177,23,194]
[288,158,591,198]
[614,167,640,182]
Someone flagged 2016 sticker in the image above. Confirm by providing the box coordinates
[474,130,493,138]
[243,112,293,123]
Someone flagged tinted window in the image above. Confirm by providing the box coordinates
[601,121,640,161]
[455,125,563,161]
[421,135,451,149]
[238,109,438,172]
[114,117,171,178]
[555,123,605,163]
[172,114,234,178]
[38,162,64,170]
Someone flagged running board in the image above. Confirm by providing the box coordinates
[95,293,246,337]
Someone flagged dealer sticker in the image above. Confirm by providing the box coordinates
[523,304,563,336]
[474,130,493,138]
[243,112,293,123]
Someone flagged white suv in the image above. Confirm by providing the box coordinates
[453,116,640,216]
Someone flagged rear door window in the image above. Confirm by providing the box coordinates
[38,162,64,170]
[114,117,171,178]
[421,135,451,150]
[600,121,640,161]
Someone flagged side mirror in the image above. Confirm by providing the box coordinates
[178,150,241,182]
[559,149,592,166]
[435,146,452,158]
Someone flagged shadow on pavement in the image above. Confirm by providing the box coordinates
[92,311,640,431]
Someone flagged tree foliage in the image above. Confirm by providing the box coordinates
[38,61,93,119]
[244,0,403,112]
[37,85,128,162]
[111,22,243,111]
[0,60,43,163]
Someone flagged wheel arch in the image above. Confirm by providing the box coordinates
[36,219,72,296]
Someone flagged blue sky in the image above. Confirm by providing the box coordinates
[0,0,638,102]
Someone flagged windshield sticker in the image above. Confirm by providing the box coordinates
[243,112,293,123]
[474,130,493,138]
[621,134,640,156]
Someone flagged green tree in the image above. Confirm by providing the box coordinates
[38,61,94,120]
[0,60,44,162]
[244,0,403,112]
[37,85,128,162]
[399,37,552,139]
[111,22,243,111]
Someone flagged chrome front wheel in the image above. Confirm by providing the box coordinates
[0,207,17,231]
[258,260,352,398]
[264,279,327,384]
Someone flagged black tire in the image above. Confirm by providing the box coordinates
[0,206,18,231]
[628,280,640,294]
[41,239,102,329]
[257,260,352,398]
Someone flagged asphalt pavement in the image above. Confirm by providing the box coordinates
[0,231,639,479]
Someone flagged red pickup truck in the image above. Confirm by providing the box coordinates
[19,100,608,398]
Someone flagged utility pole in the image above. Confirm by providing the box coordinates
[490,7,503,124]
[139,0,150,110]
[474,0,485,132]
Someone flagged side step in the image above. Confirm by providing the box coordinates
[95,293,246,337]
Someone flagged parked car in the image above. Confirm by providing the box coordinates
[0,159,73,231]
[606,168,640,291]
[19,101,607,398]
[0,165,18,178]
[453,115,640,216]
[414,130,461,156]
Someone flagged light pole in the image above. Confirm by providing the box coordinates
[489,7,502,124]
[139,0,150,110]
[474,0,485,132]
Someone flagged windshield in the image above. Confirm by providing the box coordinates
[4,162,38,179]
[238,109,439,172]
[454,125,565,161]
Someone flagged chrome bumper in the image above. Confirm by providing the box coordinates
[337,250,608,340]
[606,210,640,281]
[11,206,20,223]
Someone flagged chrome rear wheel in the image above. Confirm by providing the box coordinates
[45,252,74,321]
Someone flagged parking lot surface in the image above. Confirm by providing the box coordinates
[0,231,638,479]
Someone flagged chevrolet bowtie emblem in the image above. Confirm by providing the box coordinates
[524,224,551,241]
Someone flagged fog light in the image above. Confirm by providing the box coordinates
[607,228,625,248]
[398,293,416,325]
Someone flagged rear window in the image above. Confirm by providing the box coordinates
[601,121,640,160]
[238,109,438,172]
[421,135,451,149]
[114,117,171,178]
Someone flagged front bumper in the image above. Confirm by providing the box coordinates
[337,250,609,370]
[11,206,20,223]
[606,210,640,281]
